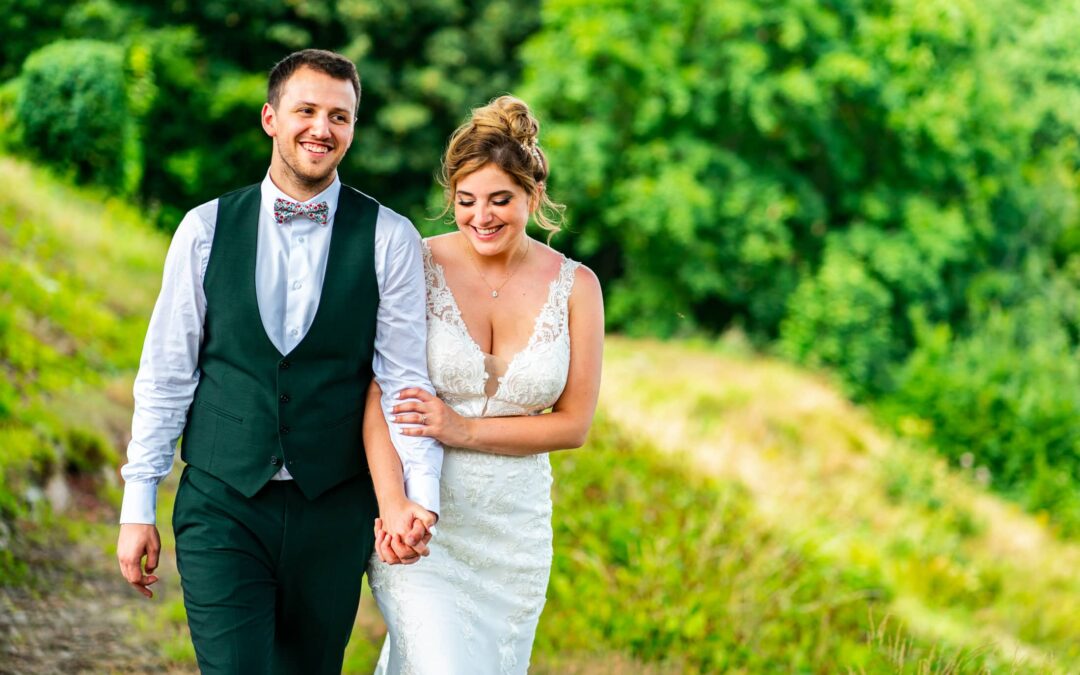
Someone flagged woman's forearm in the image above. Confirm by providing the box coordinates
[459,409,592,456]
[363,381,408,510]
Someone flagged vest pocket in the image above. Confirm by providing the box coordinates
[196,398,244,425]
[325,407,363,430]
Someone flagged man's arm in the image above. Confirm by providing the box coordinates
[117,205,212,598]
[370,207,443,516]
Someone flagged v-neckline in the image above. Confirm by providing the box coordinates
[424,240,567,389]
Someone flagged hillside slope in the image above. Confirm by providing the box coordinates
[598,337,1079,670]
[0,156,164,529]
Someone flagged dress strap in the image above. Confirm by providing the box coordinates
[552,256,581,317]
[420,238,457,325]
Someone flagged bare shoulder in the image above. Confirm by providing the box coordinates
[527,239,601,303]
[527,238,567,275]
[423,231,460,266]
[569,263,603,310]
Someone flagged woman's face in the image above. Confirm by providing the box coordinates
[454,163,533,257]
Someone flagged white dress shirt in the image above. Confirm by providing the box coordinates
[119,174,442,524]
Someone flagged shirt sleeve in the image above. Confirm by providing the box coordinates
[372,206,444,515]
[118,204,214,524]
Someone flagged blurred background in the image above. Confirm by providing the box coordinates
[1,0,1079,672]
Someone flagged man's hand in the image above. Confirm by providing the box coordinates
[117,523,161,598]
[374,499,436,565]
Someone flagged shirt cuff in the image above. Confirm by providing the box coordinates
[119,480,159,525]
[404,473,440,518]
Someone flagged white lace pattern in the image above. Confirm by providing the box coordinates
[369,240,579,675]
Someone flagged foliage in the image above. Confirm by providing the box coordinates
[780,245,897,395]
[8,0,540,231]
[0,78,21,152]
[0,0,68,81]
[531,415,1046,672]
[886,300,1080,535]
[597,336,1080,671]
[519,0,1080,352]
[0,157,163,537]
[15,40,143,194]
[515,0,1080,526]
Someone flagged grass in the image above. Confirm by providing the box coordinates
[596,336,1079,671]
[0,155,164,581]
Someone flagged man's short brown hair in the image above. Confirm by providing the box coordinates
[267,49,361,117]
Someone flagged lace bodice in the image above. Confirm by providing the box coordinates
[422,239,579,419]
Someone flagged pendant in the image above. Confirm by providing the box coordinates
[491,290,499,298]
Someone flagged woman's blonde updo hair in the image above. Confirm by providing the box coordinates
[440,95,565,236]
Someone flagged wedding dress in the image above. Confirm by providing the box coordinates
[368,239,579,674]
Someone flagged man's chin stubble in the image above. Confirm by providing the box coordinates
[282,157,337,188]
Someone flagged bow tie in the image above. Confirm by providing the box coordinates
[273,198,329,225]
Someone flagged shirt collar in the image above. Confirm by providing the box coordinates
[261,172,341,226]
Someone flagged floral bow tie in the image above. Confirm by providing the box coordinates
[273,198,329,225]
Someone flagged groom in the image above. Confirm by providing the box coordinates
[116,49,440,673]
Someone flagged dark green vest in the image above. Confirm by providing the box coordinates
[180,183,380,499]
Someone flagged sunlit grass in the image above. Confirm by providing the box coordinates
[0,156,166,583]
[600,336,1079,671]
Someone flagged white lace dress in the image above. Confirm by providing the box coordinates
[368,240,579,675]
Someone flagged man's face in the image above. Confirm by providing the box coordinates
[261,66,357,194]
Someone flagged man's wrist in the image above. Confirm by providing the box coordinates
[403,473,440,517]
[119,481,158,525]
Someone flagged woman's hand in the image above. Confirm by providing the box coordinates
[392,387,475,447]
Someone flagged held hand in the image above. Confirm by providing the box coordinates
[374,499,436,565]
[117,523,161,599]
[374,516,434,565]
[392,387,474,447]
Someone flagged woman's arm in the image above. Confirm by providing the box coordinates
[363,380,435,563]
[394,265,604,456]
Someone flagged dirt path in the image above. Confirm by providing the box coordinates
[0,469,386,674]
[0,524,171,674]
[0,470,194,675]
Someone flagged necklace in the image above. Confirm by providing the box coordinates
[464,236,531,298]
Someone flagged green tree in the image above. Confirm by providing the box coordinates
[0,0,68,81]
[519,0,1080,351]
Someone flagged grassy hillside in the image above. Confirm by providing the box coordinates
[0,156,164,580]
[1,156,1077,672]
[592,337,1080,671]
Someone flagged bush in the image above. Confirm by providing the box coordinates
[779,246,898,396]
[886,301,1080,535]
[16,39,140,193]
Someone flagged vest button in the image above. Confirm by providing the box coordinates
[279,425,290,434]
[279,394,290,403]
[270,456,280,465]
[279,360,290,369]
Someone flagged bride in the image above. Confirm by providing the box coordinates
[362,95,604,673]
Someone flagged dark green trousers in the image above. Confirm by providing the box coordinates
[173,465,377,675]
